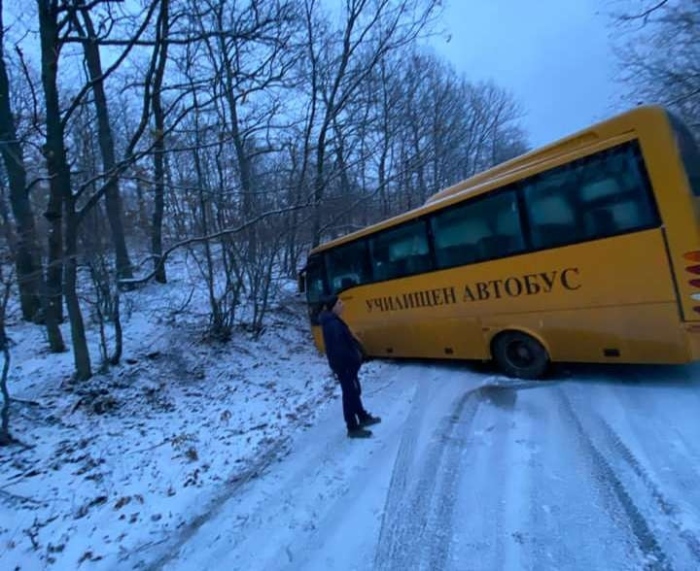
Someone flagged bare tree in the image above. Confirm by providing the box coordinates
[36,0,72,358]
[34,0,164,378]
[355,49,527,217]
[615,0,671,23]
[300,0,442,246]
[159,0,304,336]
[614,0,700,133]
[371,54,403,218]
[148,0,170,284]
[0,0,44,324]
[69,1,134,280]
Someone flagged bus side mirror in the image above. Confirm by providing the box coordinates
[297,271,306,294]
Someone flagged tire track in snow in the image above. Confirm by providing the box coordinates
[504,383,626,570]
[373,379,482,571]
[608,374,700,487]
[594,413,700,563]
[472,380,551,570]
[373,376,440,571]
[423,389,484,571]
[557,389,672,571]
[525,387,562,570]
[566,377,700,567]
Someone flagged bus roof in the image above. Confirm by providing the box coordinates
[308,104,669,256]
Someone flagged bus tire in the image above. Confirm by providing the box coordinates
[492,331,549,380]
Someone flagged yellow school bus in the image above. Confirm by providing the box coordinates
[300,105,700,378]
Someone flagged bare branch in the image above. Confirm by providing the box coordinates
[618,0,670,24]
[119,202,313,287]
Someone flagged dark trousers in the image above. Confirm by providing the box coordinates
[337,370,368,430]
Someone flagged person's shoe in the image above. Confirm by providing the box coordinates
[347,427,373,439]
[360,414,381,427]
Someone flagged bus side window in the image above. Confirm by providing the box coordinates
[305,258,327,302]
[524,141,659,250]
[326,239,372,291]
[580,178,622,238]
[524,191,577,249]
[371,241,393,281]
[488,201,526,256]
[610,200,644,230]
[577,146,659,238]
[582,195,650,239]
[370,220,432,281]
[478,235,517,259]
[431,215,485,268]
[583,207,617,237]
[431,189,524,268]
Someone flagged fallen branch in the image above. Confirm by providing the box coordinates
[1,268,13,445]
[10,397,43,407]
[0,488,47,508]
[1,467,44,486]
[70,396,87,415]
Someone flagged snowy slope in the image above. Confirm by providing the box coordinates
[0,271,341,570]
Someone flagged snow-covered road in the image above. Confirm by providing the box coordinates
[137,361,700,571]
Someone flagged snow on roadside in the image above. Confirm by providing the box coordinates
[0,269,337,570]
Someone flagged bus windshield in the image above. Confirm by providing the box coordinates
[668,112,700,197]
[304,255,326,303]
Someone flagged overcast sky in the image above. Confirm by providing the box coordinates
[432,0,628,148]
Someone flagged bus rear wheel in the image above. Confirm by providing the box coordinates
[492,331,549,380]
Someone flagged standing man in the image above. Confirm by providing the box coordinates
[319,294,381,438]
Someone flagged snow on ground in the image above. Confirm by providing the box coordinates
[136,361,700,571]
[0,258,345,571]
[3,256,700,571]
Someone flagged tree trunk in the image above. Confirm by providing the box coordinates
[311,128,328,247]
[0,12,42,322]
[37,0,66,353]
[78,10,133,280]
[0,271,11,445]
[151,128,166,283]
[0,340,10,445]
[109,289,122,366]
[150,0,169,284]
[38,0,91,376]
[215,9,257,262]
[64,196,92,380]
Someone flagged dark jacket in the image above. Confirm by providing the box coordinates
[318,310,363,376]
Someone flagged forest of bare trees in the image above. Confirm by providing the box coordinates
[0,0,527,392]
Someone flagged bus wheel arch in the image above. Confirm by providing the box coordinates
[489,329,550,380]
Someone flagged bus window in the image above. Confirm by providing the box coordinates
[431,190,525,269]
[305,256,327,303]
[523,142,659,250]
[578,146,658,238]
[523,171,579,249]
[325,239,372,292]
[370,220,432,281]
[491,194,526,255]
[304,255,328,325]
